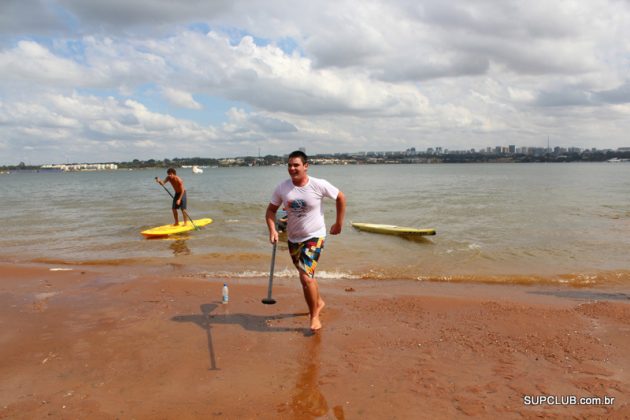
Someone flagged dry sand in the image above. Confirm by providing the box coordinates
[1,262,630,419]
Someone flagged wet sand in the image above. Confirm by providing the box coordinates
[1,262,630,419]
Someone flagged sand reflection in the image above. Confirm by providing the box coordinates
[290,334,345,419]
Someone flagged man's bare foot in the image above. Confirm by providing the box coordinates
[309,300,325,331]
[310,316,322,332]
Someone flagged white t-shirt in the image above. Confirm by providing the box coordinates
[270,176,340,243]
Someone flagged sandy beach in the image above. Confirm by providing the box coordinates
[1,262,630,419]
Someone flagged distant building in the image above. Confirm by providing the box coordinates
[41,163,118,172]
[526,147,545,156]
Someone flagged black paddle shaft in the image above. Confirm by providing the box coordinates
[262,241,277,304]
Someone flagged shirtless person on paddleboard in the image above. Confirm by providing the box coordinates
[265,150,346,332]
[157,168,188,225]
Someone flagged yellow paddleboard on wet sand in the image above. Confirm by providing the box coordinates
[352,222,436,236]
[141,218,213,238]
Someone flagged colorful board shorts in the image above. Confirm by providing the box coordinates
[288,237,325,278]
[172,191,187,210]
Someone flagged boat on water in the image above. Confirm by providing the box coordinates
[192,165,204,174]
[607,158,629,163]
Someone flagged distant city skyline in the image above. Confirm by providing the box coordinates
[7,143,628,168]
[2,1,630,165]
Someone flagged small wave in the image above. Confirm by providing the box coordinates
[22,256,630,287]
[316,270,361,279]
[411,271,630,286]
[34,257,159,267]
[196,268,360,280]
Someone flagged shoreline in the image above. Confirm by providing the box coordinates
[4,254,630,288]
[1,262,630,418]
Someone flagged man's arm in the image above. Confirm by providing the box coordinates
[265,203,280,243]
[330,191,346,235]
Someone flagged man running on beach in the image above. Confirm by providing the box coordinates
[157,168,188,225]
[265,151,346,332]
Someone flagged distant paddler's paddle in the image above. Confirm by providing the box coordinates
[262,241,278,305]
[154,177,199,231]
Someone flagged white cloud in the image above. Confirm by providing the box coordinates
[0,41,85,86]
[0,93,220,162]
[508,87,536,104]
[2,0,630,165]
[0,0,64,35]
[161,87,202,110]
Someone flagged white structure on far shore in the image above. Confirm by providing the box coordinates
[41,163,118,172]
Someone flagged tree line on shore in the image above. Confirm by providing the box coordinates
[3,149,630,171]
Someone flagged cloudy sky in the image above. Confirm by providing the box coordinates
[1,0,630,165]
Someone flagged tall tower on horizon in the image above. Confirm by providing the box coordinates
[547,136,550,154]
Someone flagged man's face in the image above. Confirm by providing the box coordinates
[287,157,308,182]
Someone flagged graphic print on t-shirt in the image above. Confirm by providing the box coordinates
[289,199,307,218]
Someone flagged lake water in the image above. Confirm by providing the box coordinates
[1,163,629,286]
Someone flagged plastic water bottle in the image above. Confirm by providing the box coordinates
[222,283,229,304]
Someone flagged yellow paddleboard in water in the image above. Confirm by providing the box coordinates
[351,222,436,236]
[141,218,213,238]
